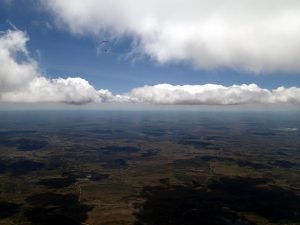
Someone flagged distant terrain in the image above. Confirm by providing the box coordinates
[0,110,299,225]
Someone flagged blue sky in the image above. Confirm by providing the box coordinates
[1,0,300,95]
[0,0,300,106]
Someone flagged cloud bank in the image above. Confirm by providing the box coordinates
[0,29,300,106]
[43,0,300,73]
[121,84,300,105]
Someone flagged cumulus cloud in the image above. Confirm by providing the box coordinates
[0,29,112,104]
[120,84,300,105]
[0,29,39,91]
[1,77,113,104]
[43,0,300,73]
[1,29,299,106]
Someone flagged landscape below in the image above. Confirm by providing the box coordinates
[0,110,299,225]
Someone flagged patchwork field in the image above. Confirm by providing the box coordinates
[0,111,299,225]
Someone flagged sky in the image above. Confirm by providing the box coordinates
[0,0,300,106]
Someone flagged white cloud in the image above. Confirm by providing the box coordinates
[1,29,300,106]
[0,29,39,91]
[120,84,300,105]
[0,29,112,104]
[1,77,113,104]
[43,0,300,73]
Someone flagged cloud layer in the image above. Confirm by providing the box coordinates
[43,0,300,73]
[121,84,300,105]
[0,29,300,106]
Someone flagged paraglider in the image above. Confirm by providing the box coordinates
[97,40,111,55]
